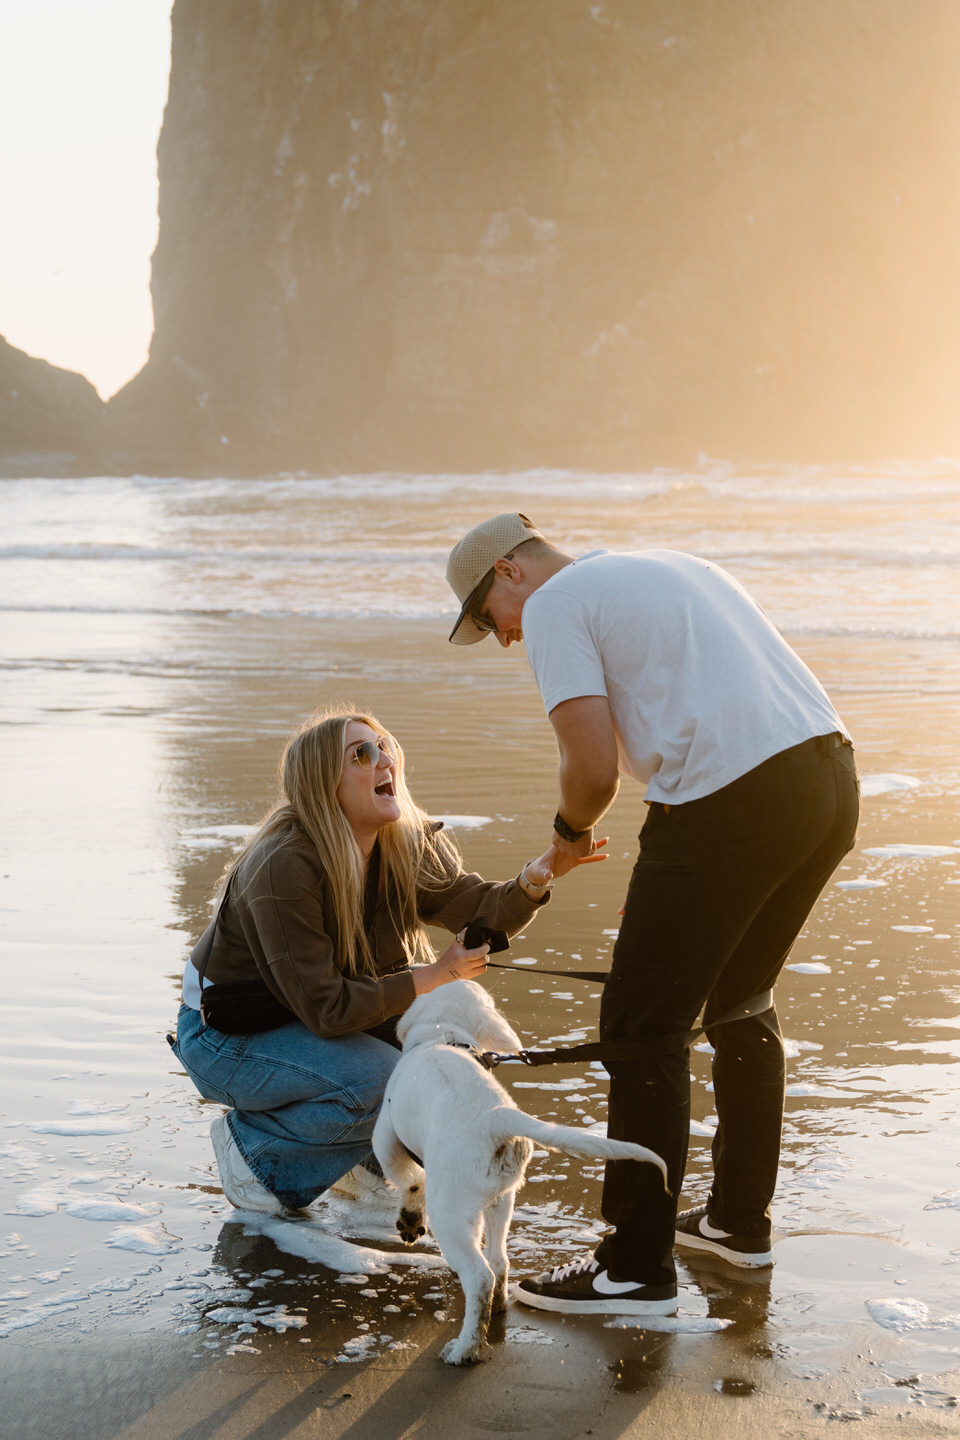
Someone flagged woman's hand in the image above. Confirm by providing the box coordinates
[525,836,609,886]
[412,930,490,995]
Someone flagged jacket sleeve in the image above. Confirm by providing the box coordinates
[416,847,549,938]
[236,847,415,1038]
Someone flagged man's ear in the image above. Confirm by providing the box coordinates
[493,556,520,583]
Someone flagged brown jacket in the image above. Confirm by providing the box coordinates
[196,826,546,1037]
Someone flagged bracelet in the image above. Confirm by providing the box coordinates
[553,811,589,844]
[519,860,551,898]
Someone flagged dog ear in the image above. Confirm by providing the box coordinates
[477,1007,524,1054]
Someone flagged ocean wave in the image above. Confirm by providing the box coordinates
[2,539,956,567]
[10,461,960,513]
[4,467,957,640]
[0,542,446,564]
[1,601,957,642]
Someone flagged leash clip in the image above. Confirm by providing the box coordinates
[477,1050,534,1068]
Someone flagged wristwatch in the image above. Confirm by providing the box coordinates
[553,811,589,844]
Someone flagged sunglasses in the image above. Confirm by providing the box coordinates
[350,738,394,768]
[470,572,498,633]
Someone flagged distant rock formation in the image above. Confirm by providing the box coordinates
[11,1,960,474]
[0,335,104,476]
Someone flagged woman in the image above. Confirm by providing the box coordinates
[171,708,605,1215]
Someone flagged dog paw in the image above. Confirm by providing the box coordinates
[396,1208,426,1245]
[441,1335,491,1366]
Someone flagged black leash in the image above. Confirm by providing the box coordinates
[487,959,611,985]
[481,957,774,1068]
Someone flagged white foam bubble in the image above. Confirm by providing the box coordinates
[206,1305,251,1324]
[863,844,959,858]
[336,1334,380,1363]
[865,1297,960,1333]
[924,1190,960,1211]
[10,1191,60,1217]
[865,1297,930,1332]
[860,774,922,797]
[0,1299,82,1338]
[433,814,494,830]
[181,825,258,849]
[105,1223,181,1255]
[604,1314,732,1333]
[66,1101,128,1117]
[506,1322,554,1345]
[891,925,933,933]
[207,1303,307,1332]
[786,962,832,974]
[835,878,887,890]
[88,1277,137,1294]
[64,1195,161,1223]
[256,1309,308,1332]
[26,1118,140,1136]
[783,1038,824,1057]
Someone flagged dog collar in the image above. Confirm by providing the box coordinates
[445,1040,500,1071]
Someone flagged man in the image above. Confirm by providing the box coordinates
[445,513,859,1317]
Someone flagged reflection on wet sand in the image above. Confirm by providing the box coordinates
[1,608,958,1435]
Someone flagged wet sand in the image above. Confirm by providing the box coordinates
[1,615,959,1436]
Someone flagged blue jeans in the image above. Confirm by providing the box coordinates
[171,1005,400,1209]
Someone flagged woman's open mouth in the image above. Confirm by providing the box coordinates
[375,777,395,797]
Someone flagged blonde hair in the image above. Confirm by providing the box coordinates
[221,709,461,977]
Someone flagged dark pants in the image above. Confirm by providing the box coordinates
[593,734,860,1286]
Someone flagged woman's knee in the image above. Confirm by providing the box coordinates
[340,1040,399,1116]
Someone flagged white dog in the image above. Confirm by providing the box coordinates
[372,981,668,1365]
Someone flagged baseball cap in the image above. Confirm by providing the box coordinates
[446,512,544,644]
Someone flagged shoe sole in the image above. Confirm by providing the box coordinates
[515,1286,678,1317]
[327,1178,396,1204]
[674,1228,773,1268]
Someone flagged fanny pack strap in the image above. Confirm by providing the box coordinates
[192,914,219,991]
[191,883,232,1026]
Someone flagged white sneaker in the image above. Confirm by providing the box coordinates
[328,1163,396,1204]
[210,1115,286,1215]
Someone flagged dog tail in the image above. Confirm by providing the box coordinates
[488,1107,669,1190]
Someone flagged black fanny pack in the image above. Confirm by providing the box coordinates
[200,978,292,1035]
[190,912,293,1036]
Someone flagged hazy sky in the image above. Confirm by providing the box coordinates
[0,0,173,399]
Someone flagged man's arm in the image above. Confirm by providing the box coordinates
[549,695,620,854]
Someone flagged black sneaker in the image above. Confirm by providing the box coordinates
[674,1203,773,1268]
[515,1253,677,1316]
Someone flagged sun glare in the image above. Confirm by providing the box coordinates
[0,0,172,399]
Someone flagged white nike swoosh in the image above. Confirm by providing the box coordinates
[699,1218,732,1239]
[591,1269,644,1295]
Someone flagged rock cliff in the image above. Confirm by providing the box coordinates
[22,1,960,472]
[0,336,104,476]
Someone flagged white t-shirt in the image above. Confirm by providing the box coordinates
[521,549,849,806]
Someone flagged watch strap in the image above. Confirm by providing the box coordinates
[553,811,589,844]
